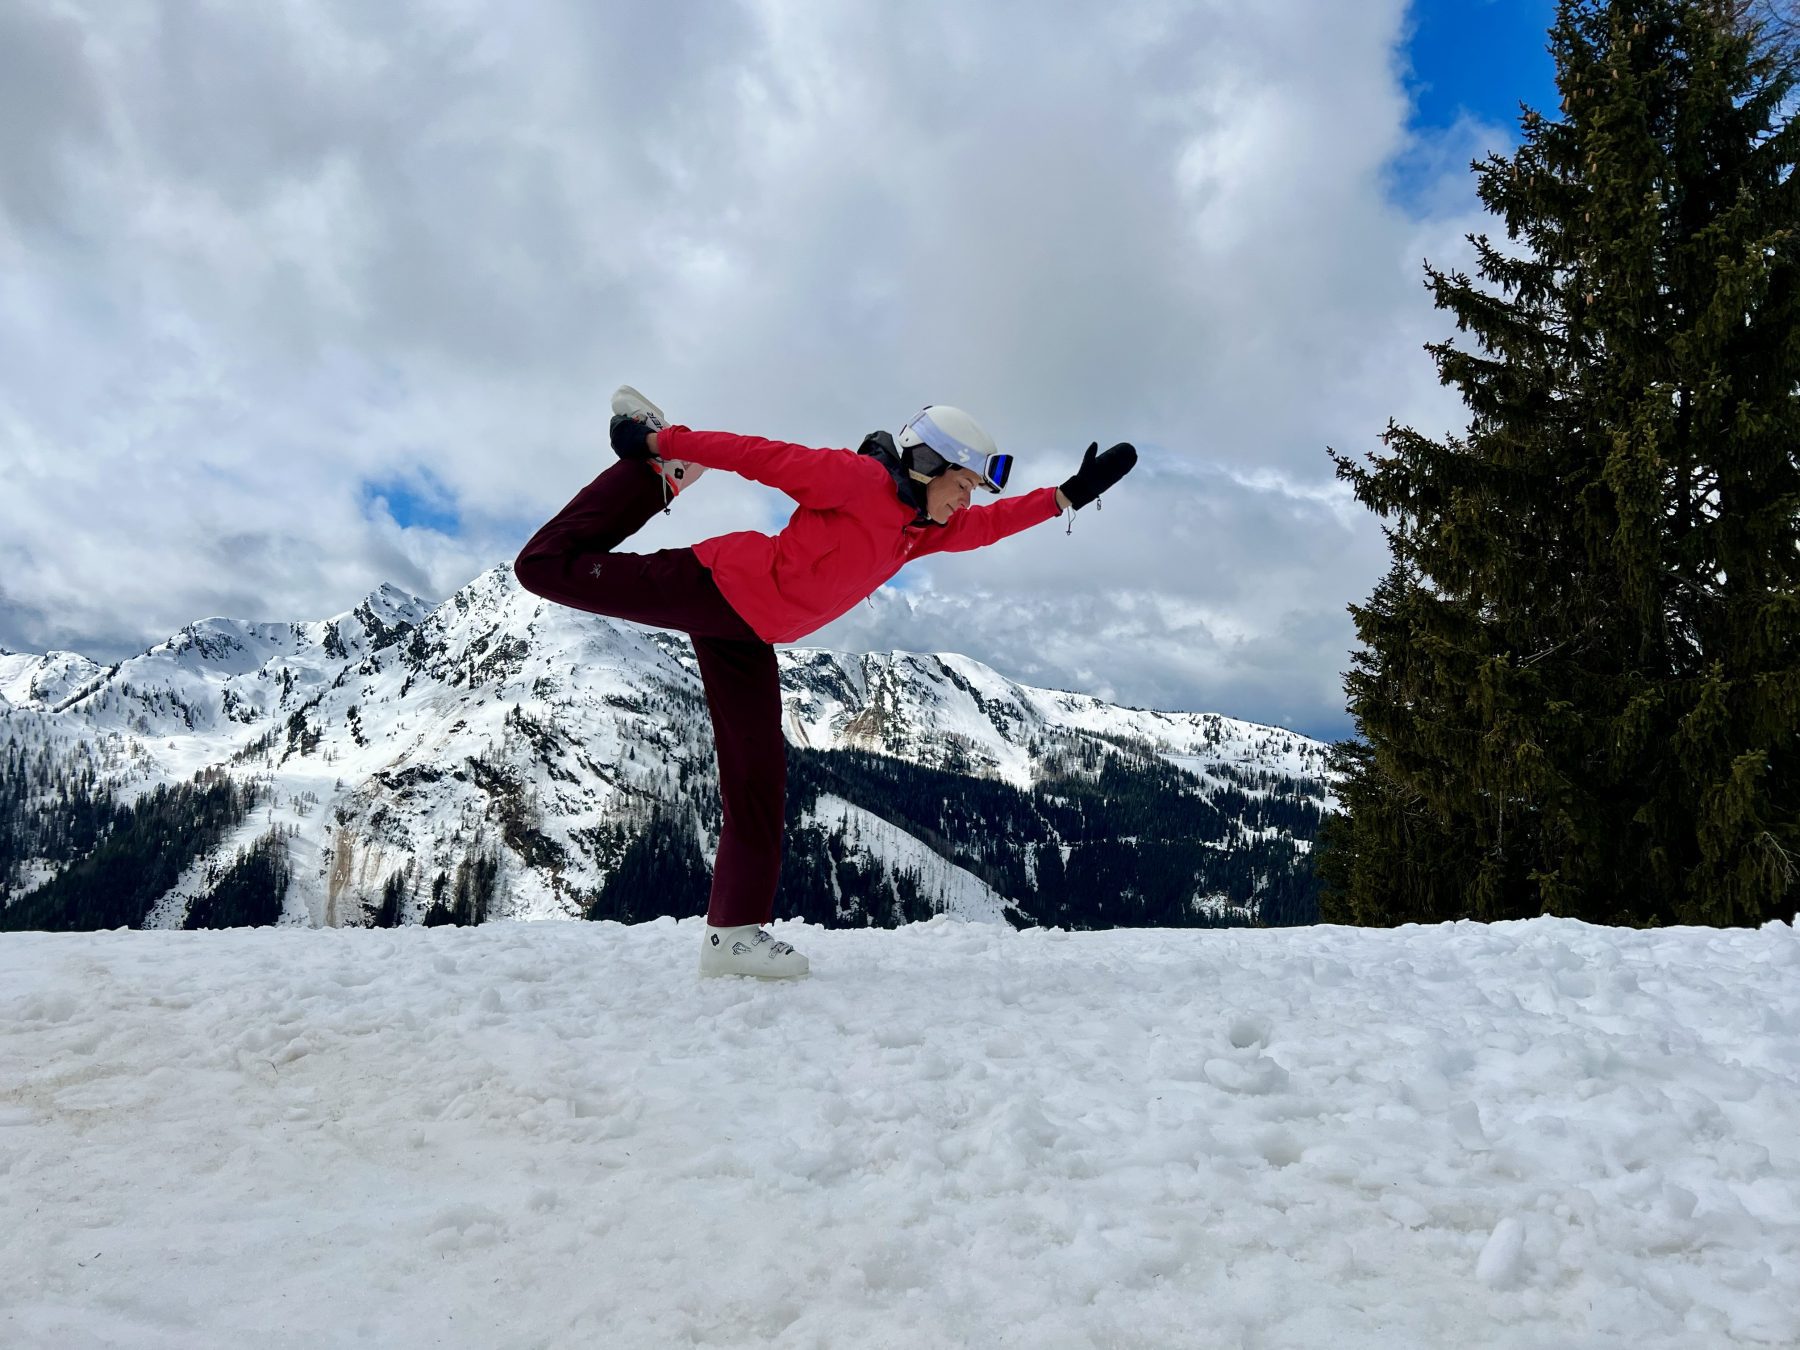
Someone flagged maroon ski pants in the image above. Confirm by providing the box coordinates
[512,459,785,928]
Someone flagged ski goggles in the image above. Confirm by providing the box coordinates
[905,410,1013,493]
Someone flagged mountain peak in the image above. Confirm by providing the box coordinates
[360,581,434,623]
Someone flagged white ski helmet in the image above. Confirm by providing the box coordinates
[898,405,1012,494]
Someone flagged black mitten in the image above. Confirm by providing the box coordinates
[610,414,656,461]
[1059,442,1137,510]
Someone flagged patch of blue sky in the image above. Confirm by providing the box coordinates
[1388,0,1561,211]
[362,469,462,535]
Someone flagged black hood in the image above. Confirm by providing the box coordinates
[857,429,939,527]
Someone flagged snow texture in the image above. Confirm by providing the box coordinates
[3,915,1797,1348]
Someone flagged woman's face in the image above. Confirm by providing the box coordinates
[925,466,983,524]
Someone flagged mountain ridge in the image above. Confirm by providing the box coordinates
[0,566,1331,930]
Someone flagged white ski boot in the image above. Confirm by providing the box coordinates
[699,924,810,979]
[611,384,707,503]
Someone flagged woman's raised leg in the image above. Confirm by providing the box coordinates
[513,460,752,636]
[513,458,665,596]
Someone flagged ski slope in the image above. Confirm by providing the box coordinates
[2,916,1797,1348]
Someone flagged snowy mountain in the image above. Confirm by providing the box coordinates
[0,566,1331,931]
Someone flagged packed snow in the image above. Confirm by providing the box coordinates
[3,915,1797,1348]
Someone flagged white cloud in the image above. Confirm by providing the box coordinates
[0,0,1508,736]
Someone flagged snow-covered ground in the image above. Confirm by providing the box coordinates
[3,917,1797,1349]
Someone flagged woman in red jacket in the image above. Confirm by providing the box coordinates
[514,388,1137,979]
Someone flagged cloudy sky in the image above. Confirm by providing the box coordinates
[0,0,1559,740]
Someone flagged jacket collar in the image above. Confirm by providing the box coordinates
[857,430,940,528]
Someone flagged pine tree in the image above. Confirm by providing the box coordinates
[1320,0,1800,927]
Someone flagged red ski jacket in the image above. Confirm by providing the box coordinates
[663,426,1063,644]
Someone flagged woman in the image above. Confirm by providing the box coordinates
[513,388,1137,978]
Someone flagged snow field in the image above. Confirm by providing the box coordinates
[2,916,1797,1348]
